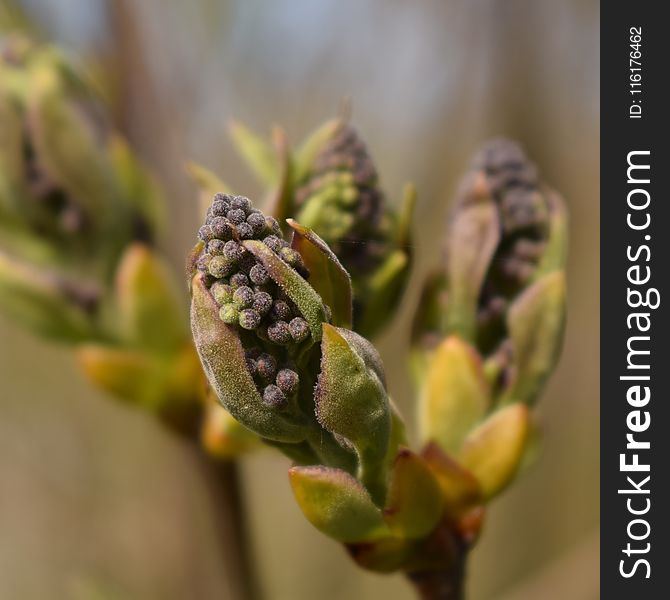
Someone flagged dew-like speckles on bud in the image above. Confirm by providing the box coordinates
[231,195,252,212]
[211,281,233,305]
[253,291,273,315]
[227,208,246,225]
[208,255,235,278]
[223,240,243,262]
[288,317,310,342]
[256,353,277,380]
[232,286,255,309]
[210,217,234,240]
[195,193,334,404]
[276,369,299,396]
[230,272,249,288]
[249,264,269,286]
[271,300,292,321]
[267,321,292,345]
[239,308,262,330]
[247,212,266,235]
[263,235,283,253]
[219,304,238,324]
[262,384,287,408]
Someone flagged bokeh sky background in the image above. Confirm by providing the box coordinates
[1,1,599,598]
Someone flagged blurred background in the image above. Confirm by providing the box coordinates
[0,1,599,599]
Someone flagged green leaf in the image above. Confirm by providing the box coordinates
[242,239,329,344]
[501,271,567,405]
[315,324,390,505]
[228,120,279,187]
[458,403,530,500]
[384,449,443,539]
[190,273,306,442]
[534,190,569,279]
[357,249,410,338]
[293,117,343,184]
[445,201,500,342]
[419,335,489,454]
[287,218,352,328]
[395,182,416,247]
[289,465,388,543]
[115,244,186,354]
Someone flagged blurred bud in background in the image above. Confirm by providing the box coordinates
[411,139,567,499]
[0,30,204,432]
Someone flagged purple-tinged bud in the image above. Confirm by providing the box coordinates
[249,264,269,286]
[263,235,283,253]
[239,308,262,330]
[253,291,273,315]
[231,195,252,212]
[223,240,243,262]
[210,217,234,240]
[227,208,246,225]
[289,317,310,343]
[256,353,277,380]
[271,300,293,321]
[230,272,250,288]
[237,222,254,239]
[247,212,267,235]
[208,256,235,278]
[198,225,215,242]
[267,321,292,345]
[207,239,226,256]
[276,369,299,396]
[196,253,212,273]
[232,286,254,309]
[262,384,287,408]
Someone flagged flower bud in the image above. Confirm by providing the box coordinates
[0,36,162,275]
[293,123,414,338]
[412,139,567,407]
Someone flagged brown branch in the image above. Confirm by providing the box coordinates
[197,452,261,600]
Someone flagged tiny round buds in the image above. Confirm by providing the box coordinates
[276,369,299,396]
[267,320,292,345]
[232,286,254,309]
[256,353,277,380]
[208,255,235,278]
[253,291,273,315]
[223,240,243,262]
[231,195,252,212]
[249,264,269,286]
[288,317,310,342]
[247,212,266,235]
[239,308,261,330]
[211,281,233,305]
[227,208,246,225]
[271,300,292,321]
[262,384,287,408]
[229,272,250,288]
[210,217,233,240]
[263,235,282,253]
[219,303,238,324]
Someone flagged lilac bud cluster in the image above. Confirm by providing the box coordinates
[196,194,310,405]
[294,126,389,275]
